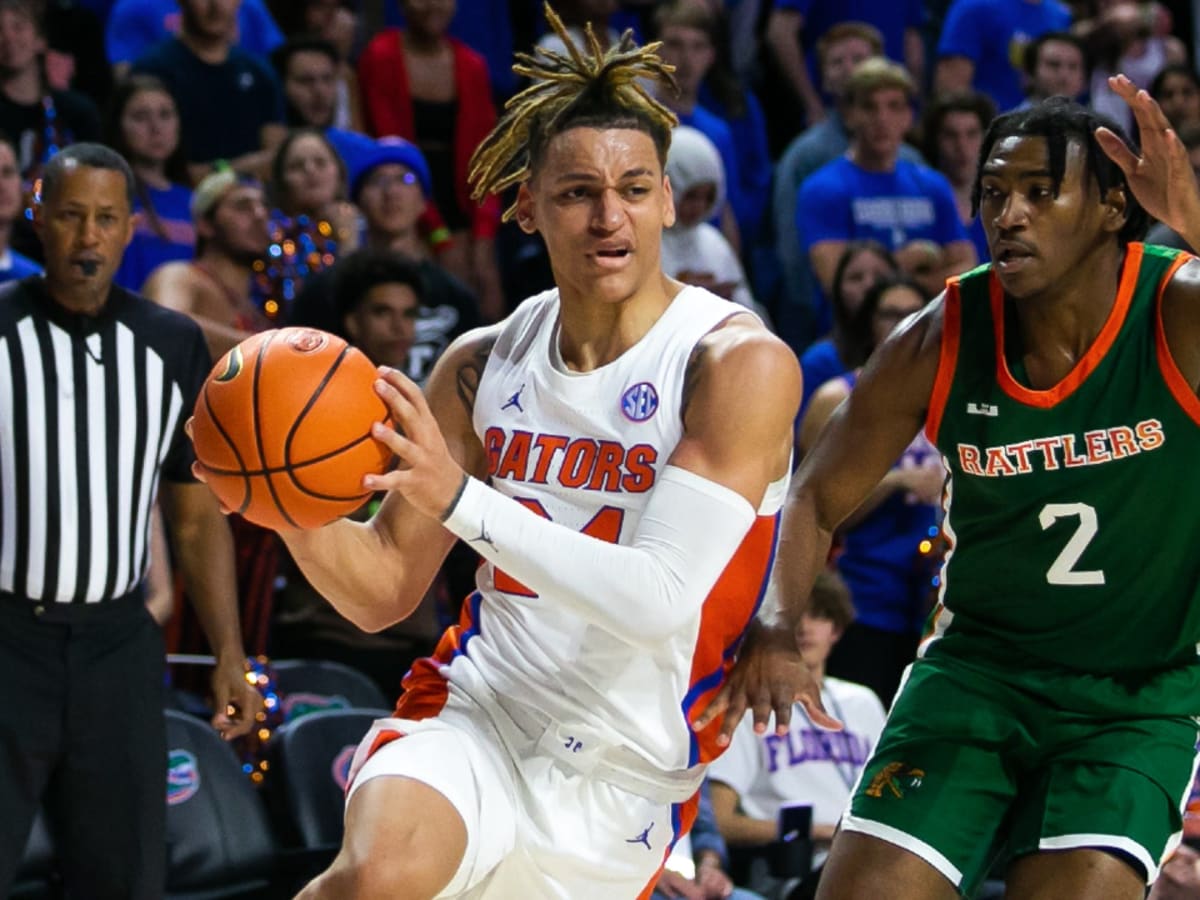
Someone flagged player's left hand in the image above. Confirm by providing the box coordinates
[209,655,262,740]
[365,366,467,521]
[693,619,842,746]
[1097,73,1200,237]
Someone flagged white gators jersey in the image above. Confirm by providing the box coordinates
[396,286,790,776]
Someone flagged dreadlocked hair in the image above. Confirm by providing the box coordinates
[468,1,680,222]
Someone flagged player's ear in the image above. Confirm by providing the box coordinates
[514,183,537,235]
[661,174,676,229]
[342,312,361,342]
[1101,183,1129,235]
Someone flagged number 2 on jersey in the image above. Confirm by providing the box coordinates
[493,501,625,596]
[1038,502,1105,586]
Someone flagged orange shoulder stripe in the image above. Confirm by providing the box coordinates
[925,281,962,445]
[1153,251,1200,425]
[994,243,1143,407]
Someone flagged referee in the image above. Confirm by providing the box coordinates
[0,144,260,898]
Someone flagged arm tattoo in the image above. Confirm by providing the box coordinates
[681,339,711,423]
[455,338,496,416]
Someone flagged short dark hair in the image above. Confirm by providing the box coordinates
[1022,31,1087,77]
[270,36,339,81]
[920,90,997,166]
[40,142,136,210]
[808,570,855,632]
[334,249,426,323]
[1150,62,1200,101]
[970,98,1148,246]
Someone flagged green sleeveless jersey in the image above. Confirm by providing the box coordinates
[924,243,1200,709]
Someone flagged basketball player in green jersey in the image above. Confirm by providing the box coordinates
[699,76,1200,898]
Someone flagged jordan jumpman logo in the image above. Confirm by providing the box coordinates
[626,823,653,851]
[470,521,497,552]
[501,383,526,412]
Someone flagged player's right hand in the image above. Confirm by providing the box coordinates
[365,366,467,521]
[692,619,842,746]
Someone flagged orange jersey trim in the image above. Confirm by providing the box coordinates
[635,791,701,900]
[925,283,962,444]
[993,242,1143,407]
[1154,252,1200,425]
[685,513,780,766]
[391,594,480,721]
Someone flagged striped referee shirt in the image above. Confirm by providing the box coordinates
[0,278,211,604]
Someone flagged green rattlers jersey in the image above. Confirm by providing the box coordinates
[924,243,1200,709]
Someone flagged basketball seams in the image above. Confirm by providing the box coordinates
[192,327,392,530]
[199,381,253,515]
[251,331,301,529]
[282,344,390,506]
[283,343,353,472]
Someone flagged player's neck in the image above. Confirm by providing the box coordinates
[1007,244,1126,362]
[555,276,678,372]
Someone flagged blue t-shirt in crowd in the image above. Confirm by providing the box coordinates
[133,38,284,164]
[937,0,1073,111]
[106,0,284,65]
[799,337,846,417]
[699,82,772,244]
[773,0,924,92]
[114,182,194,293]
[967,213,990,265]
[0,249,42,284]
[799,156,967,254]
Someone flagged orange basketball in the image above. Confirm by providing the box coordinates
[191,327,393,530]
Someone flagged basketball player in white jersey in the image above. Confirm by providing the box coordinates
[258,7,811,898]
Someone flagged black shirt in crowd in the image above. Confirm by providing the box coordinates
[291,257,483,384]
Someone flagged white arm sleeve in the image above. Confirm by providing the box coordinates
[442,465,757,647]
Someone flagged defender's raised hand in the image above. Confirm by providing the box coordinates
[1096,73,1200,237]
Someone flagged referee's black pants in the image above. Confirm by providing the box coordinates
[0,591,167,899]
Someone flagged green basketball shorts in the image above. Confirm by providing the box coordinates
[841,654,1200,897]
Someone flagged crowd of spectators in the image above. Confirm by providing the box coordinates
[6,0,1200,895]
